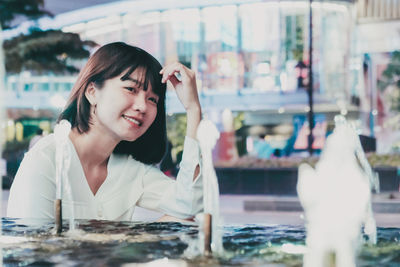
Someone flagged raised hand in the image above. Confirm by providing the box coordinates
[160,62,201,140]
[160,62,200,112]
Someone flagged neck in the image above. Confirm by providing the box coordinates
[69,127,119,168]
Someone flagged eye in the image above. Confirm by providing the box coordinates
[125,87,138,93]
[148,97,159,104]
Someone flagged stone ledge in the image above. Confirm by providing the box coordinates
[244,197,400,214]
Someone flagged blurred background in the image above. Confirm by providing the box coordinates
[1,0,400,201]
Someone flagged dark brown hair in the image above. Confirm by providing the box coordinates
[58,42,167,164]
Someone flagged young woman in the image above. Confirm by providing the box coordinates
[7,42,203,221]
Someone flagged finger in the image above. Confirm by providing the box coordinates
[162,71,178,83]
[162,63,185,76]
[166,75,181,88]
[161,71,170,83]
[161,62,193,84]
[159,66,167,75]
[159,65,176,74]
[169,75,181,88]
[162,67,183,83]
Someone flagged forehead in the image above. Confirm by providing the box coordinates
[121,67,153,90]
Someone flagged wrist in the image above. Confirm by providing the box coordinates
[185,104,202,140]
[185,103,201,114]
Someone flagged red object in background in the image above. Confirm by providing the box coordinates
[215,132,237,162]
[293,124,309,149]
[293,121,327,150]
[311,121,327,149]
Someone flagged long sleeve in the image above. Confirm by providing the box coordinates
[136,136,203,219]
[7,148,56,219]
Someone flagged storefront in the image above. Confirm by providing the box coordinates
[4,0,361,160]
[55,0,356,99]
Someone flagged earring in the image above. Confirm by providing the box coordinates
[93,104,97,115]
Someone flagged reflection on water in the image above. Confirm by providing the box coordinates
[1,218,399,266]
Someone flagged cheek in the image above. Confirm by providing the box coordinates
[97,100,120,120]
[150,109,158,124]
[145,107,158,127]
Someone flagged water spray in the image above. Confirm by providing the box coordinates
[0,23,6,267]
[297,115,378,267]
[196,118,223,256]
[53,120,72,234]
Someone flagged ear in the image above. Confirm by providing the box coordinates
[85,82,97,105]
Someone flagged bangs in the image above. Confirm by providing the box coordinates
[120,57,163,97]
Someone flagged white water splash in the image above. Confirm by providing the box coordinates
[196,119,224,254]
[54,120,75,230]
[297,115,379,267]
[0,23,6,267]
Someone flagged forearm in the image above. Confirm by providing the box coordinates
[185,105,202,181]
[185,104,201,140]
[160,62,202,180]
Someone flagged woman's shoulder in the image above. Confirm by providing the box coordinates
[27,134,56,157]
[13,134,57,185]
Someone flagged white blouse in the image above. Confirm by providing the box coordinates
[7,134,203,221]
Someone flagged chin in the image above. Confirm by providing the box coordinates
[123,136,139,142]
[123,133,144,142]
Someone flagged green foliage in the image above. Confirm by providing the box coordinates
[233,111,244,131]
[0,0,52,29]
[3,29,97,74]
[379,51,400,90]
[367,153,400,168]
[284,15,304,61]
[378,51,400,111]
[166,114,187,161]
[166,112,244,159]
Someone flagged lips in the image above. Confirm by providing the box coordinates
[122,114,143,126]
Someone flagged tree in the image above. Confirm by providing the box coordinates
[4,29,96,74]
[0,0,52,30]
[1,0,96,74]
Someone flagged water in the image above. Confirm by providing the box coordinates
[1,218,399,266]
[297,115,380,267]
[54,120,75,230]
[0,23,6,267]
[197,119,224,254]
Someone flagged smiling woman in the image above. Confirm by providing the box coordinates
[59,43,168,164]
[7,42,203,221]
[85,68,160,145]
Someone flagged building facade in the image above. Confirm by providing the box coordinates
[5,0,399,153]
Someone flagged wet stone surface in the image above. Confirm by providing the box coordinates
[0,218,399,266]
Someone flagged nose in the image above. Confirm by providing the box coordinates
[132,91,147,113]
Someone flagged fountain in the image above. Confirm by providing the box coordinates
[1,114,400,265]
[196,118,224,256]
[297,115,380,267]
[0,22,6,267]
[53,120,73,233]
[1,217,399,266]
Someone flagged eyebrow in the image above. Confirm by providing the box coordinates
[122,77,144,87]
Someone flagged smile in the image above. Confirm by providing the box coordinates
[122,115,143,126]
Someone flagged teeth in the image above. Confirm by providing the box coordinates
[124,115,141,126]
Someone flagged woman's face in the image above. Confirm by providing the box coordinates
[92,68,159,142]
